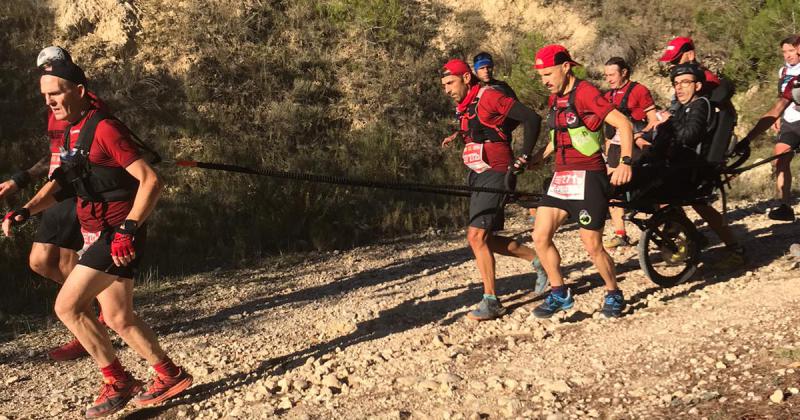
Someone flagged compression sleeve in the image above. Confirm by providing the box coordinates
[506,101,542,156]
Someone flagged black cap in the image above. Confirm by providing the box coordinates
[41,61,87,86]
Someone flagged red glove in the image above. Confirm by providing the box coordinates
[111,232,135,258]
[3,208,30,225]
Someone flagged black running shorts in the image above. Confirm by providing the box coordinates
[468,170,507,232]
[778,119,800,149]
[33,198,83,251]
[78,226,147,279]
[538,169,610,231]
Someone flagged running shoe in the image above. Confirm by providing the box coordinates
[532,289,574,318]
[466,297,507,321]
[768,204,795,222]
[85,376,143,418]
[603,234,630,249]
[48,337,89,361]
[133,369,193,406]
[601,292,626,318]
[532,257,549,293]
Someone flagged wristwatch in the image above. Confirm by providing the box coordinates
[620,156,632,166]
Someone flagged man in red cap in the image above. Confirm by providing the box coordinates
[658,36,720,95]
[439,58,547,320]
[527,44,634,319]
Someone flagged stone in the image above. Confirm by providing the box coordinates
[715,362,727,369]
[725,353,737,362]
[544,380,571,394]
[396,376,418,387]
[322,375,342,389]
[435,373,462,384]
[417,380,439,391]
[770,389,784,403]
[278,397,293,410]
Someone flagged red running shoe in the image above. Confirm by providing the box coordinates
[48,337,89,361]
[133,369,193,406]
[85,376,143,418]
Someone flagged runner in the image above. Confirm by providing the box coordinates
[601,57,658,249]
[439,58,547,320]
[527,45,633,319]
[738,56,800,223]
[658,37,720,96]
[2,61,191,417]
[765,35,800,221]
[472,52,517,99]
[0,46,108,361]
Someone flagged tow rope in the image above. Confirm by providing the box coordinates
[174,160,542,201]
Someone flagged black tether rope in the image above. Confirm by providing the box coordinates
[175,160,542,200]
[725,147,798,175]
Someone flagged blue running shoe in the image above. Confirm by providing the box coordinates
[466,296,507,321]
[532,257,549,293]
[601,292,626,318]
[532,289,574,318]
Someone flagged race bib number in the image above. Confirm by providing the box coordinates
[462,142,492,174]
[547,170,586,201]
[79,229,102,257]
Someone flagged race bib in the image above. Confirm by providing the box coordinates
[79,229,103,257]
[462,142,492,173]
[547,170,586,201]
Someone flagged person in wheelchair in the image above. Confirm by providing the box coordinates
[631,63,745,268]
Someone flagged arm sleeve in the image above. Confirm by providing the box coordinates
[505,101,542,156]
[673,100,710,149]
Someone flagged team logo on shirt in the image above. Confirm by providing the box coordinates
[578,209,592,226]
[565,112,578,125]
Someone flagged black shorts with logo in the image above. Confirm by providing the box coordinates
[777,118,800,149]
[538,169,610,231]
[468,170,508,232]
[33,198,83,251]
[78,226,147,279]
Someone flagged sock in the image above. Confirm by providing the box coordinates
[615,229,626,237]
[606,289,623,297]
[552,286,567,298]
[100,358,129,382]
[483,294,498,301]
[153,357,180,377]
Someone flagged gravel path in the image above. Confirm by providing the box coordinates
[1,200,799,419]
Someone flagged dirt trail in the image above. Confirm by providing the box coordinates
[1,200,799,419]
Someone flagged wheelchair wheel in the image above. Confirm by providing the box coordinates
[638,212,699,287]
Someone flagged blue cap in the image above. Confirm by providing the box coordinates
[473,52,493,71]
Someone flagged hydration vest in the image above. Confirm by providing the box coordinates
[546,81,603,161]
[461,87,510,144]
[54,110,139,202]
[603,81,647,139]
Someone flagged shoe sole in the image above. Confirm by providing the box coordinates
[85,383,143,418]
[133,375,193,407]
[466,309,507,321]
[532,302,574,319]
[48,349,90,362]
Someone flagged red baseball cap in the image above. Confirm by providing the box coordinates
[534,44,581,69]
[441,59,472,77]
[659,37,695,62]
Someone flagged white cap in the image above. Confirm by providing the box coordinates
[36,46,72,68]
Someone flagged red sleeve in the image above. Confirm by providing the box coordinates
[477,88,515,126]
[783,76,798,101]
[93,120,141,168]
[628,84,655,120]
[575,82,614,129]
